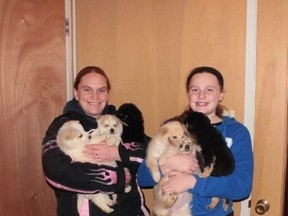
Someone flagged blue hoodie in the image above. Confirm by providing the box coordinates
[137,116,254,216]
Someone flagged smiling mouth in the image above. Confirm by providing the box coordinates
[196,102,208,106]
[89,102,101,105]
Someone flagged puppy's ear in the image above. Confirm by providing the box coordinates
[117,117,128,126]
[122,121,128,126]
[167,136,181,146]
[96,115,102,121]
[65,129,82,141]
[159,125,168,135]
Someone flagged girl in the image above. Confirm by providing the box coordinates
[137,66,253,216]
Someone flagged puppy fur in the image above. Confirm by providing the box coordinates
[146,120,200,216]
[116,103,149,145]
[56,115,126,214]
[153,174,192,216]
[183,111,235,210]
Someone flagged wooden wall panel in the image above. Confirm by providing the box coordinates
[76,0,246,136]
[0,0,65,215]
[76,0,246,214]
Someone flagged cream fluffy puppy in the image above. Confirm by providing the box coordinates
[146,120,200,216]
[146,120,195,182]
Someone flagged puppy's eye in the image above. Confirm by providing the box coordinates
[79,134,83,138]
[180,144,183,148]
[172,136,177,139]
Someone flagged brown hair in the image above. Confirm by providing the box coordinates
[74,66,111,91]
[185,66,226,117]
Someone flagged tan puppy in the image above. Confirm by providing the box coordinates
[146,120,200,216]
[94,114,124,148]
[146,121,194,182]
[56,115,126,214]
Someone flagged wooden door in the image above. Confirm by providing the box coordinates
[250,0,288,215]
[0,0,66,215]
[73,0,247,214]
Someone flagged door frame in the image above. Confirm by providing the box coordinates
[65,0,77,100]
[243,0,257,215]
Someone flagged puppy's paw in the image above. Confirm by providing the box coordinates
[165,192,178,207]
[125,185,131,193]
[198,166,214,178]
[207,197,220,209]
[106,194,117,206]
[152,172,161,183]
[158,157,166,166]
[96,203,114,213]
[105,136,118,146]
[223,198,229,211]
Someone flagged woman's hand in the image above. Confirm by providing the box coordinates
[83,142,120,162]
[161,170,197,194]
[160,154,199,175]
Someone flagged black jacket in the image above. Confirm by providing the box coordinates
[42,99,150,216]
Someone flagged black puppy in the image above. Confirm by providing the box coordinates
[183,110,234,210]
[116,103,150,146]
[183,111,234,176]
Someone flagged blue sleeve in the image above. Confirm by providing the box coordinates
[190,123,254,200]
[137,159,156,187]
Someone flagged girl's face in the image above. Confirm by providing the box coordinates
[187,72,224,121]
[74,72,110,118]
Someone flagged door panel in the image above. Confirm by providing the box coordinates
[250,0,288,215]
[0,0,66,215]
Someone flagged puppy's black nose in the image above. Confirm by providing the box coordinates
[110,128,115,134]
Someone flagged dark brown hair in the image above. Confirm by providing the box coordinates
[185,66,226,117]
[74,66,111,91]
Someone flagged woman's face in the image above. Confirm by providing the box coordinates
[74,72,110,118]
[187,72,224,121]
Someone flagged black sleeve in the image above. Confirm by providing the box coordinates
[118,137,150,180]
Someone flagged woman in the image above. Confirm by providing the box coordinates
[137,66,254,216]
[42,66,150,216]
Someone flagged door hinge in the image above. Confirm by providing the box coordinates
[65,18,70,36]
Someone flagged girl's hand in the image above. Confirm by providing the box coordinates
[161,170,197,194]
[160,154,199,175]
[83,143,120,162]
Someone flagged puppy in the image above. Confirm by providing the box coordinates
[116,103,147,144]
[146,120,193,182]
[57,120,95,163]
[56,115,126,214]
[146,120,200,216]
[95,114,131,192]
[183,111,235,210]
[95,114,124,148]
